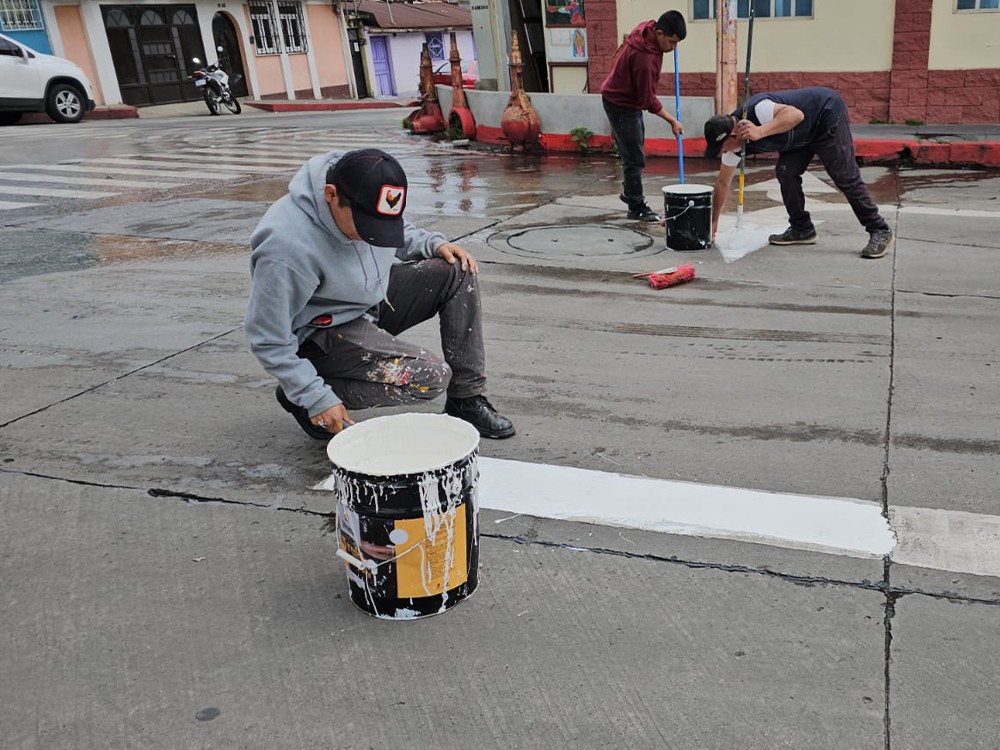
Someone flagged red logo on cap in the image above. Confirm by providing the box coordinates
[376,185,405,216]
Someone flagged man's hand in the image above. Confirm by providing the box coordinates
[658,109,683,138]
[735,119,764,142]
[311,404,355,434]
[435,242,479,274]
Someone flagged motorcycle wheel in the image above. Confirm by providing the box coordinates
[223,96,242,115]
[203,90,221,116]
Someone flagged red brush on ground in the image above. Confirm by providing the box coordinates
[633,264,696,289]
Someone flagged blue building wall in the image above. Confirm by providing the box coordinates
[0,27,53,55]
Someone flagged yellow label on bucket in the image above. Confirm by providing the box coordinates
[394,505,468,598]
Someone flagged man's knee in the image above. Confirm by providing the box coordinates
[405,357,451,400]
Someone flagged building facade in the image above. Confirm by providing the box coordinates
[580,0,1000,124]
[1,0,52,52]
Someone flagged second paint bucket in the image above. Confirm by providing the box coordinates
[326,413,480,620]
[662,184,713,251]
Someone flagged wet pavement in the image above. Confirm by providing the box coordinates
[1,110,999,749]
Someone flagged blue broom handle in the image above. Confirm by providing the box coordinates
[674,47,684,184]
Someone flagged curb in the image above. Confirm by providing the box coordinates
[472,128,1000,168]
[19,105,139,125]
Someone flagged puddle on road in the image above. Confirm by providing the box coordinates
[0,229,245,284]
[187,177,290,203]
[895,168,1000,211]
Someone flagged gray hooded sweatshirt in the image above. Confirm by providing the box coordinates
[245,151,447,417]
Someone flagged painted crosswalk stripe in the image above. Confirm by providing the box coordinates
[6,163,218,180]
[317,456,1000,578]
[0,185,119,199]
[0,171,185,189]
[85,157,289,174]
[0,200,37,210]
[138,152,307,167]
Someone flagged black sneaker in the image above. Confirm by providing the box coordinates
[627,204,660,222]
[861,228,894,259]
[445,395,516,439]
[768,227,818,245]
[275,386,330,441]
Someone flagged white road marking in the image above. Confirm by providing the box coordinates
[890,506,1000,580]
[477,458,895,558]
[0,200,37,210]
[86,157,289,173]
[0,185,119,199]
[0,171,184,189]
[316,456,1000,578]
[5,163,215,180]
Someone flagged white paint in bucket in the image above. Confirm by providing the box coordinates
[326,413,479,476]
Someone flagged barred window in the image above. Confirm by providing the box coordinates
[693,0,813,20]
[277,1,306,53]
[0,0,44,31]
[956,0,999,10]
[249,1,280,55]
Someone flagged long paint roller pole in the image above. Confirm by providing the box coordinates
[736,1,755,229]
[674,47,684,184]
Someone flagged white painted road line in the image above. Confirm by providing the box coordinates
[477,458,895,559]
[0,171,184,189]
[890,506,1000,580]
[0,185,119,199]
[5,164,213,180]
[318,457,1000,579]
[92,157,289,173]
[0,200,37,210]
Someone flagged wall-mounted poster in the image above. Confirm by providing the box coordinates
[546,0,585,27]
[548,27,587,62]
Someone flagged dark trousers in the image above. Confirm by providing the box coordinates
[299,258,486,409]
[603,100,647,211]
[775,107,889,234]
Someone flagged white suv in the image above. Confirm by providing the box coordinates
[0,32,95,125]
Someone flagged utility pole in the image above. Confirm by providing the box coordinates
[716,0,737,114]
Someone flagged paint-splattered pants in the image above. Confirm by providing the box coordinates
[775,104,890,235]
[603,99,647,211]
[299,258,486,409]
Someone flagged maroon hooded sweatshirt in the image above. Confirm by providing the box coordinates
[600,20,664,114]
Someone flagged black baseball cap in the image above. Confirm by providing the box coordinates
[328,149,408,247]
[703,114,735,158]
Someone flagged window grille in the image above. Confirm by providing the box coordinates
[0,0,44,31]
[693,0,813,20]
[277,1,307,53]
[249,1,280,55]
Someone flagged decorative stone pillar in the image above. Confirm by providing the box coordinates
[500,32,541,150]
[407,43,446,134]
[447,32,476,139]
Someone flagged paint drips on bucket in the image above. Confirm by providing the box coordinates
[326,413,481,620]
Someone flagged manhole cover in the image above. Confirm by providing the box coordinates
[487,224,661,260]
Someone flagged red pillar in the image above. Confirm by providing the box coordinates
[889,0,932,123]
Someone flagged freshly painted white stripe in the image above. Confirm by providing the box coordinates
[890,506,1000,579]
[0,200,37,210]
[0,185,118,199]
[477,458,896,558]
[0,172,182,189]
[89,157,289,173]
[5,164,213,180]
[316,456,1000,576]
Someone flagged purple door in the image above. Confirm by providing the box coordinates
[370,36,395,97]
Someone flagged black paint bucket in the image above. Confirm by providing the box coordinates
[326,414,480,620]
[662,184,712,251]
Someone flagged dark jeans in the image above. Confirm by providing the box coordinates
[775,105,889,234]
[299,258,486,409]
[603,99,647,211]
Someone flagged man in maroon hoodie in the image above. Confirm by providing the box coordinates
[601,10,686,222]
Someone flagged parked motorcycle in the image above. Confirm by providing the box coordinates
[191,56,241,116]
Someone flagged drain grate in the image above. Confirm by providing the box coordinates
[487,224,662,260]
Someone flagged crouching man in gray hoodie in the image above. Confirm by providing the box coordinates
[245,149,515,440]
